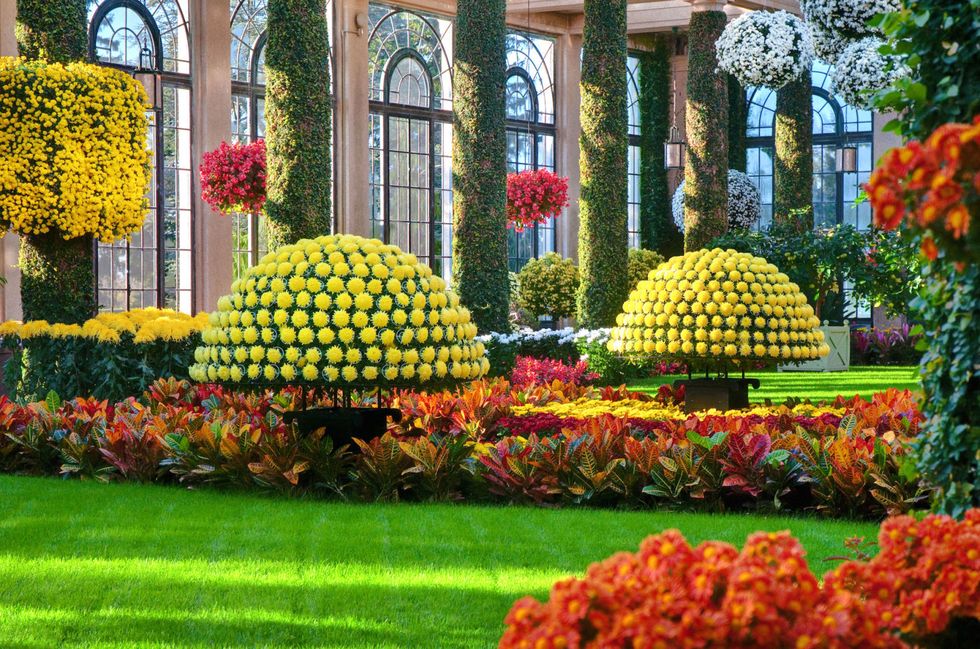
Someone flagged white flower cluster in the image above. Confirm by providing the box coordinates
[800,0,901,64]
[672,170,762,233]
[715,10,813,90]
[477,327,611,349]
[831,37,907,110]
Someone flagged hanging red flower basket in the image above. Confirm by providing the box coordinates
[200,139,267,215]
[506,169,569,232]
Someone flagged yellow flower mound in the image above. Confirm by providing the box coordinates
[190,234,490,386]
[608,248,830,364]
[511,398,845,421]
[0,57,150,241]
[0,309,208,345]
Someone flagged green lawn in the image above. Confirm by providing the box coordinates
[629,365,920,404]
[0,477,878,648]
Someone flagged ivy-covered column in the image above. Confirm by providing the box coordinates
[264,0,332,249]
[728,75,747,172]
[638,37,681,256]
[452,0,508,333]
[576,0,629,328]
[774,71,813,224]
[683,7,729,251]
[15,0,94,323]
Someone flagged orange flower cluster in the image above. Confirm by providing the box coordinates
[866,117,980,264]
[500,511,980,649]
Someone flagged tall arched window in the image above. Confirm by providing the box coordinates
[89,0,193,313]
[626,54,641,250]
[368,4,454,283]
[505,31,556,271]
[229,0,334,281]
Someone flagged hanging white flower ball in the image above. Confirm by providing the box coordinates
[831,37,907,110]
[800,0,901,64]
[672,170,762,233]
[715,10,813,90]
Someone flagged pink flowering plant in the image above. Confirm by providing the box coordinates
[199,139,267,215]
[506,169,569,232]
[510,356,598,389]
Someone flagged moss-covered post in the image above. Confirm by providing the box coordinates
[577,0,629,328]
[452,0,509,333]
[774,70,813,226]
[638,37,681,257]
[264,0,332,248]
[15,0,94,323]
[728,74,747,172]
[683,9,729,251]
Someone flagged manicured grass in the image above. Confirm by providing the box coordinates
[0,476,878,648]
[629,365,920,404]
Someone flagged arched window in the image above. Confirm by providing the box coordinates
[505,31,556,271]
[89,0,192,312]
[229,0,334,282]
[368,5,454,283]
[626,54,641,250]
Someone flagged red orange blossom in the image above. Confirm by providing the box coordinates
[866,117,980,265]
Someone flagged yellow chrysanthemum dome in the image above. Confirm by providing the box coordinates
[608,248,829,365]
[189,234,489,387]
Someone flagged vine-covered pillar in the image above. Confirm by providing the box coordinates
[15,0,94,323]
[683,6,729,251]
[264,0,333,249]
[728,74,747,173]
[774,70,813,226]
[576,0,629,328]
[452,0,509,333]
[638,36,681,256]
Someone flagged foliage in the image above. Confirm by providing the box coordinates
[505,169,569,232]
[608,248,828,368]
[190,234,488,388]
[264,0,332,248]
[577,0,629,328]
[727,75,747,173]
[638,40,681,256]
[516,253,579,320]
[14,0,86,63]
[775,74,814,220]
[715,10,813,90]
[851,325,923,366]
[626,248,665,293]
[452,0,509,333]
[672,170,762,232]
[852,229,924,318]
[200,139,267,215]
[510,357,597,390]
[18,233,96,325]
[684,11,729,251]
[500,509,979,648]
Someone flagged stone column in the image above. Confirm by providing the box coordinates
[555,32,582,262]
[190,0,233,312]
[334,0,371,237]
[0,0,20,321]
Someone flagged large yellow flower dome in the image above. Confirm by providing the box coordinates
[608,248,829,365]
[190,235,489,387]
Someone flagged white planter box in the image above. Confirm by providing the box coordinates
[779,323,851,373]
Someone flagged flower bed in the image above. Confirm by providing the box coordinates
[0,377,925,517]
[500,509,980,648]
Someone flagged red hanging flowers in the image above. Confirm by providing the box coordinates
[199,139,267,216]
[866,117,980,266]
[506,169,570,232]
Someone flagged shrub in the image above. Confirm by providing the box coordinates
[0,309,208,402]
[626,249,665,293]
[851,325,923,366]
[500,509,979,648]
[516,253,580,320]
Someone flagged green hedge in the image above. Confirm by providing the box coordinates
[683,11,729,251]
[264,0,333,248]
[638,38,682,257]
[728,74,747,173]
[452,0,509,333]
[577,0,629,328]
[775,72,813,223]
[14,0,86,63]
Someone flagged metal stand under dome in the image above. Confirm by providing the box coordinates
[672,366,760,413]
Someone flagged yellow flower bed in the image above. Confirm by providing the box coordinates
[191,234,490,386]
[511,398,845,421]
[609,249,830,364]
[0,57,149,241]
[0,309,209,344]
